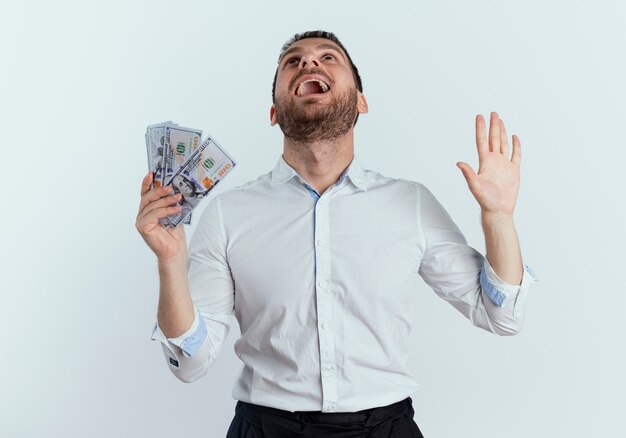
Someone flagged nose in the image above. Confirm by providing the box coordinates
[299,53,320,69]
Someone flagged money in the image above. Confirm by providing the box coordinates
[162,135,237,227]
[160,124,203,226]
[145,121,174,188]
[162,124,203,186]
[145,122,236,227]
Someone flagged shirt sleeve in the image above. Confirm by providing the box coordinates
[416,183,539,336]
[150,195,235,382]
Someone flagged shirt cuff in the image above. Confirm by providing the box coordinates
[150,307,208,358]
[479,258,539,308]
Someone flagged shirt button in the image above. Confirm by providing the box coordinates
[316,239,324,247]
[321,322,327,330]
[318,280,328,288]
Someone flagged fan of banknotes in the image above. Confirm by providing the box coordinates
[145,121,237,227]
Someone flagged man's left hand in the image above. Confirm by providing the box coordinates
[456,112,521,216]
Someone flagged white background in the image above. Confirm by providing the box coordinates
[2,1,625,437]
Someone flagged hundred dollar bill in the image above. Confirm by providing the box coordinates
[162,135,237,227]
[145,121,174,188]
[160,124,203,226]
[162,125,203,185]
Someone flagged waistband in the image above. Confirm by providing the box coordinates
[236,397,413,428]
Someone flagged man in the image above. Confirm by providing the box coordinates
[136,30,538,438]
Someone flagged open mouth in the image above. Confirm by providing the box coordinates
[295,78,330,96]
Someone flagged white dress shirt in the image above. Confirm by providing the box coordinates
[151,154,539,413]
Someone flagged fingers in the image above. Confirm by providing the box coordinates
[143,205,183,223]
[511,135,522,165]
[499,119,509,157]
[141,193,182,218]
[141,172,153,196]
[475,114,489,157]
[136,203,183,233]
[488,111,500,153]
[479,112,512,157]
[138,184,175,214]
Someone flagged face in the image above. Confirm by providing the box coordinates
[270,38,368,142]
[173,175,195,197]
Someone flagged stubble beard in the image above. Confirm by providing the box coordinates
[274,87,358,144]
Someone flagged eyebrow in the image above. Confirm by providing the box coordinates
[279,43,347,64]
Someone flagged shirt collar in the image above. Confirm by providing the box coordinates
[270,154,368,191]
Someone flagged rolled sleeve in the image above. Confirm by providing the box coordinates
[481,258,539,319]
[151,306,208,358]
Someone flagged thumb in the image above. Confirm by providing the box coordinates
[456,162,482,196]
[456,162,476,182]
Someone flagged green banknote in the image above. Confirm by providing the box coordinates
[162,135,237,227]
[145,121,174,188]
[145,122,236,227]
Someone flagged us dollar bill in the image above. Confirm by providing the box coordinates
[145,121,175,188]
[162,125,203,185]
[160,124,202,227]
[162,135,237,227]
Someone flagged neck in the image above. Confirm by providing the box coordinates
[282,130,355,195]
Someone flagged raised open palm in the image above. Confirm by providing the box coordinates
[456,112,521,216]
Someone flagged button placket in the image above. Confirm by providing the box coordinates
[313,196,338,410]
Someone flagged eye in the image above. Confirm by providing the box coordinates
[322,54,335,61]
[285,57,299,65]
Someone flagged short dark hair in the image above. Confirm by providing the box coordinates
[271,30,364,125]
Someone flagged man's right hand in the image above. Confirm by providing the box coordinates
[135,172,187,261]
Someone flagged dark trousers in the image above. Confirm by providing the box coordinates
[225,396,424,437]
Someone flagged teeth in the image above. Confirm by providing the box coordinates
[296,79,330,96]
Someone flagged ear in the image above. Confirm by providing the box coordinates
[270,104,278,126]
[357,92,369,115]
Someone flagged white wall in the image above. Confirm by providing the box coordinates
[2,0,624,437]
